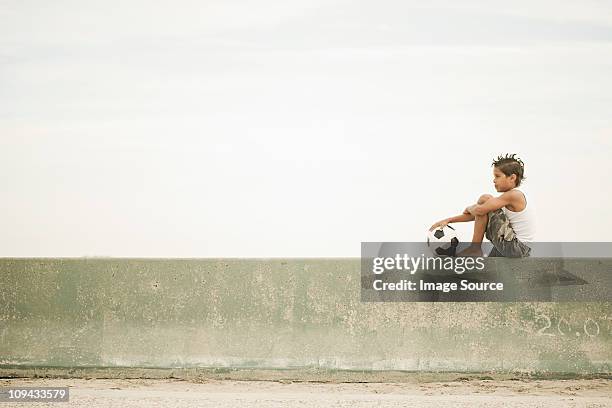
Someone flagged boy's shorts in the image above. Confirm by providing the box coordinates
[485,209,531,258]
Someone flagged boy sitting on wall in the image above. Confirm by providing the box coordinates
[430,154,536,257]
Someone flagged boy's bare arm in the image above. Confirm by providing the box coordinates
[429,212,475,231]
[451,212,476,223]
[468,191,518,216]
[430,191,521,230]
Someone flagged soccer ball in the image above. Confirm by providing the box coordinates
[427,225,459,257]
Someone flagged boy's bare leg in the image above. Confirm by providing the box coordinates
[457,214,487,256]
[457,194,492,257]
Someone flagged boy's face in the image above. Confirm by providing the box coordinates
[493,167,516,192]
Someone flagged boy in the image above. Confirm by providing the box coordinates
[429,154,535,257]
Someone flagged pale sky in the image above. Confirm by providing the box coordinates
[1,0,611,257]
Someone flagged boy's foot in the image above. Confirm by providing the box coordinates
[456,245,483,257]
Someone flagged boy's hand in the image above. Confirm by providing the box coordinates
[429,220,449,231]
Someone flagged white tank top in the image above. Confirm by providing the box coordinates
[502,188,536,242]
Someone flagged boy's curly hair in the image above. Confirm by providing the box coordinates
[492,153,526,187]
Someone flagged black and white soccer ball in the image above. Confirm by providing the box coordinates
[427,225,459,257]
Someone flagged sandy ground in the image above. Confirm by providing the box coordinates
[1,378,611,407]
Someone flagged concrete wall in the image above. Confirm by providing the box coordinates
[0,258,610,374]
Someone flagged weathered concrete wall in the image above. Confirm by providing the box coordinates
[0,258,610,374]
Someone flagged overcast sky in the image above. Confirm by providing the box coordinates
[1,0,611,257]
